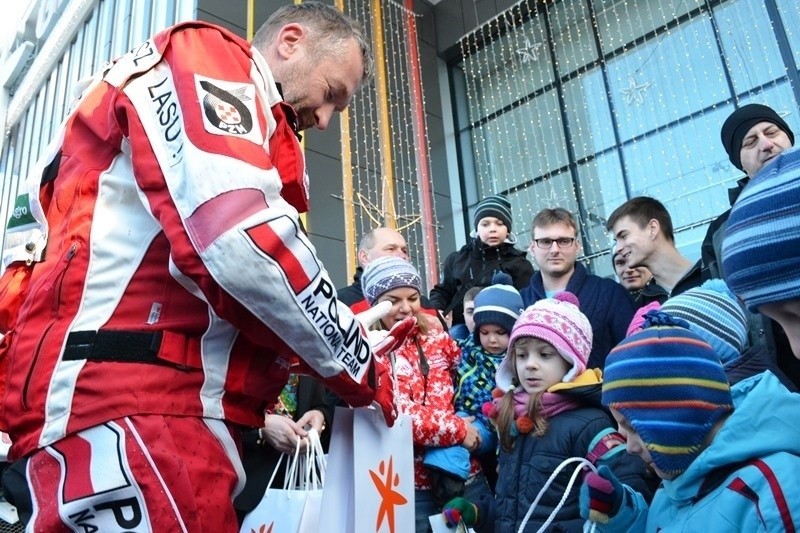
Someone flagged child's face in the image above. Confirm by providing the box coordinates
[610,408,676,480]
[478,324,509,354]
[463,298,476,332]
[513,337,570,394]
[377,287,421,328]
[476,217,509,246]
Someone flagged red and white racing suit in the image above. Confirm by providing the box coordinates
[0,22,384,530]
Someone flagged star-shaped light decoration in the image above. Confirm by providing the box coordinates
[332,192,421,231]
[540,185,573,210]
[620,75,651,106]
[516,38,543,64]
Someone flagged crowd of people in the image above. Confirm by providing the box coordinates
[0,1,798,531]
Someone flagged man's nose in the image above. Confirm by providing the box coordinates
[315,106,335,131]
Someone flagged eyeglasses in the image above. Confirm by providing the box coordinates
[532,237,576,249]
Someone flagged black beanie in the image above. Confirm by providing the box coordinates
[720,104,794,171]
[474,195,513,232]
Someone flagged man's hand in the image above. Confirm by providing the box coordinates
[355,301,392,330]
[261,414,307,454]
[372,315,415,358]
[295,409,325,434]
[579,465,625,524]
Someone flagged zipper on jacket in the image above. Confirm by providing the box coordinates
[22,243,78,410]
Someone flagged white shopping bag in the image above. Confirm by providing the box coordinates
[240,429,325,533]
[320,407,415,533]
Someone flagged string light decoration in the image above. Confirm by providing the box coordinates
[456,0,800,276]
[336,0,440,290]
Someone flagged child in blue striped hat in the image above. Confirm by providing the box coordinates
[722,146,800,361]
[579,311,800,532]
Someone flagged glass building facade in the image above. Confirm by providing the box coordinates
[0,0,195,252]
[451,0,800,277]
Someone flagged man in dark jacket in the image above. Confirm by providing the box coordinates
[338,227,409,312]
[522,208,635,370]
[703,103,795,280]
[706,103,800,389]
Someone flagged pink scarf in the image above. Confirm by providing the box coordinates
[508,389,583,420]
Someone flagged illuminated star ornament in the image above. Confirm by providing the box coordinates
[370,456,408,533]
[620,75,651,106]
[540,185,573,210]
[516,38,543,63]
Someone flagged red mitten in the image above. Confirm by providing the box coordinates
[372,315,415,359]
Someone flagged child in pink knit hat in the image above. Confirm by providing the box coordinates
[442,293,655,532]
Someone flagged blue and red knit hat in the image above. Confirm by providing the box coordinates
[602,312,733,476]
[472,272,523,343]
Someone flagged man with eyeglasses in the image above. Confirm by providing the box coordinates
[521,208,636,370]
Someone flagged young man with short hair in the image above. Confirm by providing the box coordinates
[607,197,701,298]
[521,208,635,370]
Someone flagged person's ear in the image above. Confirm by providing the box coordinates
[275,23,306,60]
[648,219,660,240]
[357,249,370,268]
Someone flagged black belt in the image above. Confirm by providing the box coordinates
[63,330,163,363]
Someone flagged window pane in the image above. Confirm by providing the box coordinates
[607,16,727,141]
[595,0,704,54]
[563,67,616,159]
[550,0,598,75]
[462,12,553,119]
[576,151,626,255]
[714,0,788,93]
[620,106,734,230]
[776,0,800,67]
[473,89,568,193]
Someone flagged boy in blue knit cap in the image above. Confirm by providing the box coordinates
[579,312,800,531]
[424,273,522,503]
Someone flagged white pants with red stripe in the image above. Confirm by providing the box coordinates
[22,415,244,532]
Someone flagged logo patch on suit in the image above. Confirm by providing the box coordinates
[195,75,262,145]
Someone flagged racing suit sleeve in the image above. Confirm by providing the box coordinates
[108,23,377,407]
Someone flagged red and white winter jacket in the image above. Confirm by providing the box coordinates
[392,325,481,490]
[0,22,379,460]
